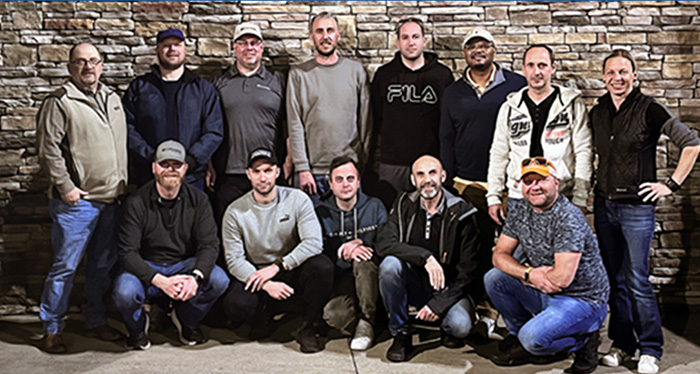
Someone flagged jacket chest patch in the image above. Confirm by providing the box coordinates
[386,84,438,104]
[544,112,571,145]
[509,113,530,140]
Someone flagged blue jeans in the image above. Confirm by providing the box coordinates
[484,268,607,356]
[378,256,475,338]
[112,258,229,336]
[40,199,118,334]
[294,173,329,207]
[594,196,663,359]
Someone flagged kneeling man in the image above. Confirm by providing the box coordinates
[485,157,609,374]
[114,140,229,349]
[376,155,485,362]
[222,148,333,353]
[316,156,387,350]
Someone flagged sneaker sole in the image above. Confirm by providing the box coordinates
[170,309,197,346]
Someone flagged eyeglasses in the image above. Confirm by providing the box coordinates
[70,58,103,68]
[158,160,185,170]
[234,39,263,48]
[465,42,493,51]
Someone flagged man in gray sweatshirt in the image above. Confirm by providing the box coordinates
[222,148,333,353]
[287,12,370,205]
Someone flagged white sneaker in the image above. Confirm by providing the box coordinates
[638,354,660,374]
[601,347,628,367]
[350,319,373,351]
[481,316,503,340]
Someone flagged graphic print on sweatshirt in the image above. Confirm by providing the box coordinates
[386,84,438,104]
[544,112,571,145]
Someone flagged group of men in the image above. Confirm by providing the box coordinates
[35,12,700,374]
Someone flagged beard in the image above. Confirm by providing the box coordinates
[316,40,337,57]
[155,172,183,190]
[418,182,440,200]
[158,55,185,71]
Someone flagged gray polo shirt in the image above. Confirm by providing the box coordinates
[213,64,285,174]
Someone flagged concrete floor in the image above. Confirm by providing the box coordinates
[1,312,699,374]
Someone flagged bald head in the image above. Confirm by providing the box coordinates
[411,155,446,201]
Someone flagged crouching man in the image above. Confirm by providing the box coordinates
[485,157,609,374]
[316,156,388,350]
[376,155,486,362]
[113,140,230,349]
[222,148,334,353]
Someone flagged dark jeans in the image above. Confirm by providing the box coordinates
[223,255,333,325]
[112,258,230,336]
[293,173,330,207]
[594,196,663,359]
[323,260,379,331]
[485,268,607,356]
[379,256,475,338]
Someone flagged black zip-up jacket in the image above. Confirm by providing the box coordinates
[375,189,485,316]
[591,88,700,202]
[118,180,220,283]
[123,66,223,186]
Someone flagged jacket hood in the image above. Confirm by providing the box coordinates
[390,51,443,73]
[505,84,581,112]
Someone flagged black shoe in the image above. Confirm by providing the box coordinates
[386,334,412,362]
[491,334,535,366]
[171,308,206,346]
[442,332,465,349]
[295,322,323,353]
[565,330,600,374]
[45,333,67,354]
[249,316,277,340]
[126,332,151,351]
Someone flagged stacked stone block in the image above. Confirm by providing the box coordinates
[0,1,698,307]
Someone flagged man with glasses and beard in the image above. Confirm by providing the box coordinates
[221,148,333,353]
[123,27,223,188]
[485,157,609,374]
[369,18,454,208]
[375,155,485,362]
[287,12,370,205]
[113,140,229,350]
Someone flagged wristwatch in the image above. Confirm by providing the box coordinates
[191,269,204,285]
[274,259,288,271]
[524,267,533,282]
[664,177,681,192]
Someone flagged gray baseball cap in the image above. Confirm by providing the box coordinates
[155,140,186,163]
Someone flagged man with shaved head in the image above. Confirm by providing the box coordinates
[37,42,127,352]
[375,155,487,362]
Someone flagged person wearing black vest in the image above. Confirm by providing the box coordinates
[590,49,700,374]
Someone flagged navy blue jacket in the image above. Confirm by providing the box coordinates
[316,190,388,270]
[123,66,223,186]
[440,67,526,183]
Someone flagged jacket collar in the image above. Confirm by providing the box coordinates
[506,84,580,114]
[150,64,198,84]
[225,63,268,80]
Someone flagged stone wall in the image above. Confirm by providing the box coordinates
[0,1,699,307]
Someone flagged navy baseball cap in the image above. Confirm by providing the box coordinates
[157,28,185,43]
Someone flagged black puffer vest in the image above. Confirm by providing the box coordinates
[590,88,659,203]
